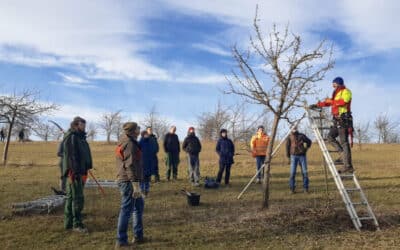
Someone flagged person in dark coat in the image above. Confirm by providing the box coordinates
[139,131,157,195]
[163,126,180,180]
[182,127,202,186]
[286,127,312,194]
[216,129,235,185]
[147,127,160,182]
[0,128,5,142]
[18,129,25,142]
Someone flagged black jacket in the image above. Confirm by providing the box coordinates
[216,137,235,165]
[163,133,180,153]
[182,133,202,155]
[286,132,312,157]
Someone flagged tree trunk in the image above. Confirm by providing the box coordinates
[262,114,280,208]
[107,133,111,143]
[2,114,15,166]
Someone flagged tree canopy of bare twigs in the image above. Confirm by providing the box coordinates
[140,106,170,139]
[0,90,57,165]
[99,110,122,143]
[226,7,334,208]
[374,114,399,143]
[354,121,371,149]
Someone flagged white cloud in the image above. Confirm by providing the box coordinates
[164,0,400,52]
[192,43,231,57]
[0,0,168,81]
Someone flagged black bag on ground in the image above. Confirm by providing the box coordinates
[204,177,219,189]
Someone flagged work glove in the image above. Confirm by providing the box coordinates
[132,182,143,199]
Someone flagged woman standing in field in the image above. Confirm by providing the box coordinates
[215,129,235,185]
[139,130,157,196]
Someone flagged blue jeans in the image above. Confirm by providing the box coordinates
[256,156,266,179]
[117,181,145,244]
[140,175,150,193]
[289,155,309,191]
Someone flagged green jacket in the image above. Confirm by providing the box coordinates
[62,129,93,177]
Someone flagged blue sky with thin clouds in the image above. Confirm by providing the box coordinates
[0,0,399,139]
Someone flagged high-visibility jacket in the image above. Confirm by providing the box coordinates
[317,86,352,117]
[250,132,270,156]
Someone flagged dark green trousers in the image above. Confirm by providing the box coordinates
[64,176,84,229]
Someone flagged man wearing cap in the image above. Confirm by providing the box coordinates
[286,127,312,194]
[115,122,145,247]
[163,126,180,181]
[182,127,202,186]
[63,116,92,233]
[250,126,270,184]
[310,77,354,173]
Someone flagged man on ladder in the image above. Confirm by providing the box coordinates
[310,76,354,174]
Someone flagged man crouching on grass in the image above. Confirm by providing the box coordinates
[115,122,145,248]
[63,116,92,233]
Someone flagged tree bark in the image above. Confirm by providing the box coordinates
[262,114,280,208]
[2,113,15,166]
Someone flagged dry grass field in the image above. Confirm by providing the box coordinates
[0,141,399,249]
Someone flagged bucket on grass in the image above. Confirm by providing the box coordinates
[181,189,201,206]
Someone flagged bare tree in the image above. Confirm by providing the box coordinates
[99,110,122,143]
[197,102,230,140]
[31,119,61,141]
[374,114,399,143]
[354,121,370,150]
[226,8,334,208]
[0,90,57,165]
[141,106,170,139]
[86,122,98,141]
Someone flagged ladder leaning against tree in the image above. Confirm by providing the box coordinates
[306,105,380,231]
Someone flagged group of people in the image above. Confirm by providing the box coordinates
[0,128,25,142]
[57,76,354,248]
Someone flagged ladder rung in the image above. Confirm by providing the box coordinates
[340,174,354,179]
[328,150,339,153]
[359,217,374,221]
[318,127,331,130]
[346,188,361,192]
[352,202,367,206]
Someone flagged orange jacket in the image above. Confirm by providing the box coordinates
[250,132,270,156]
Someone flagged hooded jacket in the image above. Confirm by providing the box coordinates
[62,129,92,177]
[216,135,235,165]
[116,134,143,182]
[182,132,202,155]
[139,136,158,176]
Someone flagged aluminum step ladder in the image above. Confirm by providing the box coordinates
[306,107,380,231]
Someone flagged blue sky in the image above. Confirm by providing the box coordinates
[0,0,399,139]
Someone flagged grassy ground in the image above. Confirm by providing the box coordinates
[0,141,399,249]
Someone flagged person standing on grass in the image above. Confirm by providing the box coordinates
[115,122,145,247]
[250,126,270,184]
[63,116,92,233]
[182,127,202,186]
[163,126,180,181]
[147,127,160,182]
[139,130,157,196]
[216,129,235,186]
[18,129,24,142]
[310,76,354,174]
[0,128,5,142]
[286,127,312,194]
